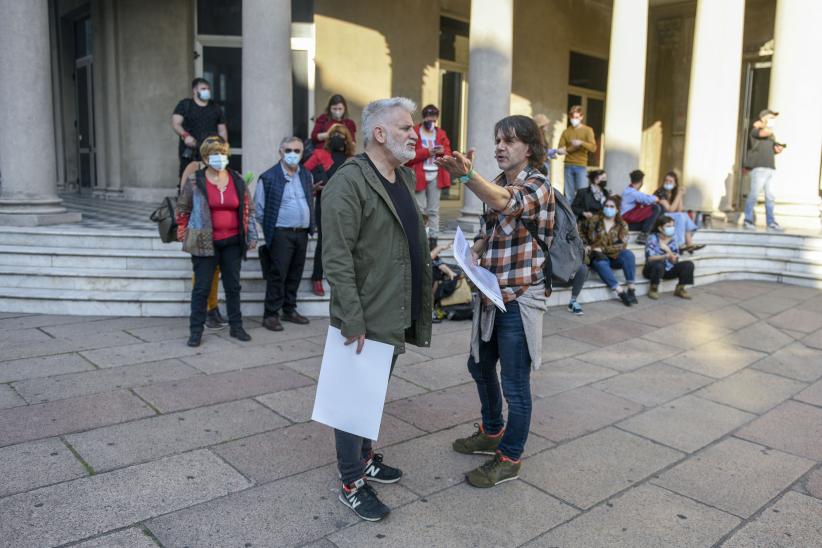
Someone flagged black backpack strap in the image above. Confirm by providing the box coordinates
[523,218,553,294]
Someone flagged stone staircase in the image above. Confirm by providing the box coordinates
[0,226,820,316]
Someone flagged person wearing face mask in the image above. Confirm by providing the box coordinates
[407,104,453,247]
[171,78,228,178]
[176,136,257,347]
[743,109,785,232]
[303,124,356,296]
[621,169,662,245]
[643,215,695,300]
[653,171,704,252]
[311,94,358,147]
[579,196,637,306]
[254,137,315,332]
[558,105,597,202]
[572,169,609,221]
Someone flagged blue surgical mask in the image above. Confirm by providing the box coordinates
[283,152,301,167]
[207,154,228,171]
[663,183,675,191]
[423,120,435,131]
[197,89,211,101]
[663,226,676,238]
[602,206,617,219]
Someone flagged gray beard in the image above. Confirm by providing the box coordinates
[387,136,415,163]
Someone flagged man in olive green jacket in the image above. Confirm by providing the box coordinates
[321,97,432,522]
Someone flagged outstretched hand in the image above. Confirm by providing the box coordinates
[435,149,475,178]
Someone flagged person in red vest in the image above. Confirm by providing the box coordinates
[407,104,452,248]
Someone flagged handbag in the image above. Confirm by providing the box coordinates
[149,196,178,243]
[441,277,473,307]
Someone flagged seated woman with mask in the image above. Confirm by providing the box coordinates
[572,169,609,221]
[643,215,695,300]
[579,196,637,306]
[654,171,704,253]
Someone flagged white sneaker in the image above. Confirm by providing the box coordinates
[743,221,757,231]
[767,223,784,233]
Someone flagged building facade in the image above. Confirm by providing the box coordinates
[0,0,820,229]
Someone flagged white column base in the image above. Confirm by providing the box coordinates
[0,199,81,226]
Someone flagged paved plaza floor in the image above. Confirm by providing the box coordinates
[2,280,822,547]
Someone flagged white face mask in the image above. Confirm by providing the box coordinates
[197,89,211,101]
[207,154,228,171]
[663,226,676,238]
[663,183,675,191]
[570,118,581,128]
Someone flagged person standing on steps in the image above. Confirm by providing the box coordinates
[558,105,596,202]
[743,109,785,232]
[322,97,432,522]
[171,78,227,179]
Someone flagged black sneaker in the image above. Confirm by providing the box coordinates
[229,326,252,342]
[618,291,633,307]
[339,478,390,522]
[187,332,202,347]
[213,308,229,325]
[205,309,226,331]
[364,453,403,484]
[567,300,584,316]
[627,288,638,305]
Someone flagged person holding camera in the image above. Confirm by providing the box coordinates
[743,109,785,232]
[171,78,228,179]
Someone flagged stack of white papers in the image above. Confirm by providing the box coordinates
[453,226,506,311]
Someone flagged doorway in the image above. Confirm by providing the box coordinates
[74,16,96,190]
[736,61,771,210]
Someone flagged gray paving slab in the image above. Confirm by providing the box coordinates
[0,390,154,448]
[256,384,316,422]
[722,491,822,548]
[804,467,822,499]
[123,323,192,342]
[803,326,822,350]
[393,353,473,391]
[329,481,578,548]
[737,401,822,460]
[593,362,713,406]
[0,314,107,331]
[727,321,794,353]
[531,358,617,399]
[384,422,553,497]
[147,465,415,548]
[66,399,287,471]
[73,527,159,547]
[3,330,143,361]
[798,294,822,313]
[394,348,432,367]
[794,378,822,406]
[11,359,200,404]
[0,449,250,548]
[654,437,814,518]
[215,319,330,347]
[413,328,471,358]
[385,375,429,401]
[0,327,53,344]
[133,363,312,412]
[618,395,756,453]
[704,281,777,300]
[642,320,734,350]
[384,382,481,432]
[696,369,807,414]
[0,352,96,384]
[529,484,740,548]
[542,334,600,363]
[0,438,87,497]
[767,307,822,335]
[767,284,822,301]
[214,414,423,484]
[576,338,681,372]
[752,341,822,382]
[664,341,767,378]
[530,387,643,442]
[0,384,25,409]
[80,336,238,368]
[738,294,802,318]
[542,314,585,336]
[522,427,682,509]
[619,303,696,327]
[41,316,181,339]
[179,338,322,374]
[279,354,323,379]
[559,320,655,347]
[696,304,760,330]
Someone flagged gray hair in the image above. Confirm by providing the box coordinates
[361,97,416,146]
[279,136,302,150]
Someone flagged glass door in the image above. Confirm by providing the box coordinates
[736,61,771,209]
[439,61,468,201]
[74,15,95,190]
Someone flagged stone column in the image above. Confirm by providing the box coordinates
[459,0,513,233]
[681,0,745,215]
[0,0,80,225]
[768,0,822,229]
[603,0,648,195]
[242,0,293,183]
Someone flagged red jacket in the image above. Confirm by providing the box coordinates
[304,148,334,173]
[310,113,357,147]
[407,125,453,192]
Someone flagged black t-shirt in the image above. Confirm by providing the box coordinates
[328,151,347,179]
[366,155,422,322]
[173,98,227,159]
[747,126,776,170]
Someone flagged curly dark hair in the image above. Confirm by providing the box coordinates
[493,115,546,170]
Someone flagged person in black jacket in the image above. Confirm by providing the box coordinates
[571,169,609,221]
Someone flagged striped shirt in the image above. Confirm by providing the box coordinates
[477,167,556,303]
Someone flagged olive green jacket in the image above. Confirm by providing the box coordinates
[321,154,432,354]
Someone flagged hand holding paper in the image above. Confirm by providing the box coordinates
[453,227,506,312]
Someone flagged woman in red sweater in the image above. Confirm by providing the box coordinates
[311,94,357,147]
[303,124,355,296]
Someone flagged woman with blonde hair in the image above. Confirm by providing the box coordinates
[176,136,257,347]
[303,123,355,295]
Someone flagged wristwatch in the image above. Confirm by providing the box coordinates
[457,170,475,184]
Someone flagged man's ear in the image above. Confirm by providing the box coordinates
[374,126,387,145]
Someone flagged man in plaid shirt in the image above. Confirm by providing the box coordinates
[436,115,555,488]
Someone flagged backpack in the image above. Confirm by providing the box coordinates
[149,196,178,243]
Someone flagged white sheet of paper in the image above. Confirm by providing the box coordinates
[453,226,507,312]
[311,326,394,440]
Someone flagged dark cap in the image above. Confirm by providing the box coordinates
[759,108,779,120]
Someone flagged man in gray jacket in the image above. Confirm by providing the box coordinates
[321,97,432,522]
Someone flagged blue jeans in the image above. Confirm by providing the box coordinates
[467,300,531,460]
[668,212,697,247]
[590,249,636,290]
[564,164,588,202]
[744,167,776,226]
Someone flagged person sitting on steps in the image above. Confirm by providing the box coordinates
[643,215,695,300]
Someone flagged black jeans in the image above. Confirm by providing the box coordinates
[260,229,308,318]
[627,203,662,235]
[190,236,243,333]
[643,259,695,286]
[335,355,398,485]
[311,198,323,281]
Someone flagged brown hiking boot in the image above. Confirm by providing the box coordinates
[675,284,692,299]
[647,284,659,300]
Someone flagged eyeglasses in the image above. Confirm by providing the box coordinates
[283,148,302,154]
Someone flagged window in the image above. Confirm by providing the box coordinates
[196,0,242,36]
[568,52,608,167]
[568,52,608,92]
[439,16,469,65]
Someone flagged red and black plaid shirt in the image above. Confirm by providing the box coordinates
[477,167,556,303]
